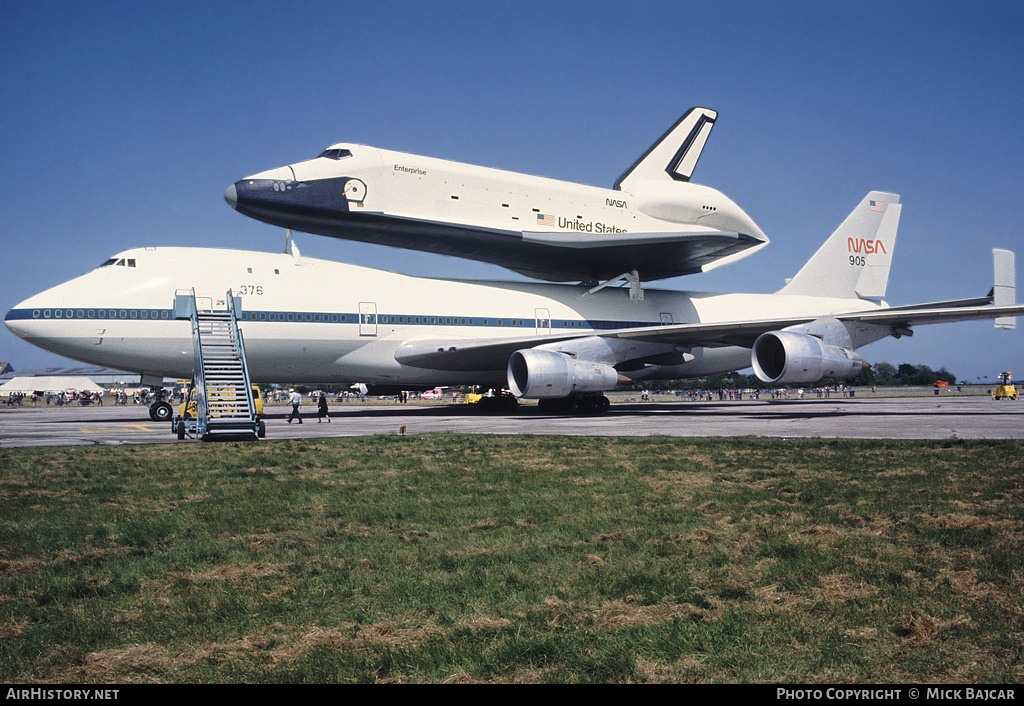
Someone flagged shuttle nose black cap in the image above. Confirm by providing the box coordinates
[224,183,238,210]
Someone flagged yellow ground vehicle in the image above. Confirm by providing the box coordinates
[176,385,265,438]
[993,372,1018,400]
[178,385,264,417]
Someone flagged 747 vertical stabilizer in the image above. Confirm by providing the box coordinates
[779,192,901,300]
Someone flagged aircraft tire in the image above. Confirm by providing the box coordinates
[589,395,610,415]
[537,396,607,415]
[478,395,519,412]
[150,402,173,422]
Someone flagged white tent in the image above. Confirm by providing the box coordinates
[0,376,103,394]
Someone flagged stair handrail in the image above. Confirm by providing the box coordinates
[226,290,257,419]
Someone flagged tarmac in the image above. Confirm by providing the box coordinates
[1,395,1021,448]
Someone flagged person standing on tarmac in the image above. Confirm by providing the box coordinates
[318,391,330,423]
[287,389,303,424]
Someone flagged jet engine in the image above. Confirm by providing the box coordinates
[751,330,866,385]
[507,349,619,399]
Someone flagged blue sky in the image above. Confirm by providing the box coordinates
[3,1,1022,384]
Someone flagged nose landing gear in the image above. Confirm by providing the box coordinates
[148,388,173,422]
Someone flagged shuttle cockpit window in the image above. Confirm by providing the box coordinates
[317,148,352,160]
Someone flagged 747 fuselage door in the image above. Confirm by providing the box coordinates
[359,302,378,336]
[535,308,551,335]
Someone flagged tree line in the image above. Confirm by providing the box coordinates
[278,362,960,396]
[615,362,958,392]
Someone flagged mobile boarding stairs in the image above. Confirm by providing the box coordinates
[173,289,265,441]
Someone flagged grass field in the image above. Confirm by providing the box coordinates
[1,436,1021,683]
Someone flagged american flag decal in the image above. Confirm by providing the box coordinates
[536,213,555,227]
[869,200,885,213]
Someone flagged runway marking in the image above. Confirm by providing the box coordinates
[78,425,158,433]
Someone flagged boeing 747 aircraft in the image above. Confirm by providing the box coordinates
[5,192,1021,418]
[225,108,770,290]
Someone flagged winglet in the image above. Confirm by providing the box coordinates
[779,192,901,300]
[615,107,717,191]
[994,249,1016,329]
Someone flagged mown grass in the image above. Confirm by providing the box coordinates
[1,436,1022,683]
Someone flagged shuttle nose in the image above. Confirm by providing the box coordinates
[224,183,238,210]
[224,169,352,235]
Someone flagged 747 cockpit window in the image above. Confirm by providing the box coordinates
[317,148,352,160]
[100,258,136,268]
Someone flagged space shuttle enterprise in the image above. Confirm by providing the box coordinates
[225,108,769,289]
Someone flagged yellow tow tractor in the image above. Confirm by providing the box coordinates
[992,372,1018,400]
[176,384,266,438]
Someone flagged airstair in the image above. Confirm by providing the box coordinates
[173,290,264,440]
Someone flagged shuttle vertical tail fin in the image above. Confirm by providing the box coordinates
[779,192,901,300]
[615,107,717,191]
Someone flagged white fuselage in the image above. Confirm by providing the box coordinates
[5,246,880,386]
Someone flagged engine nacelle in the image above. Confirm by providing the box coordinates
[507,349,619,399]
[752,331,866,385]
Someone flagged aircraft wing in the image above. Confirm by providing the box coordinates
[395,302,1024,372]
[609,303,1024,348]
[396,334,591,371]
[835,304,1024,329]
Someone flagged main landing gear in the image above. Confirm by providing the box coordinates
[474,390,612,416]
[537,394,611,416]
[476,391,520,412]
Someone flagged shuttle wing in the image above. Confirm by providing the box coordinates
[223,190,765,282]
[512,228,763,281]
